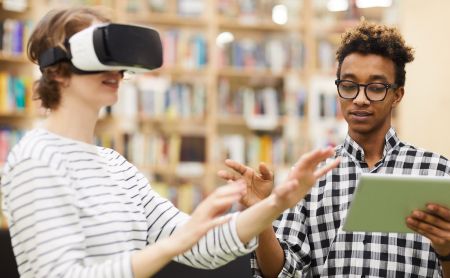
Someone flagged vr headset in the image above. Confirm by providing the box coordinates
[38,23,163,73]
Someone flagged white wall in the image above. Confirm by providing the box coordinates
[398,0,450,157]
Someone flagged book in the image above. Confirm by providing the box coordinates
[219,35,305,71]
[219,134,245,163]
[3,0,28,12]
[0,21,4,51]
[176,181,202,213]
[244,87,280,131]
[180,136,205,162]
[131,74,206,119]
[148,0,167,13]
[177,0,204,17]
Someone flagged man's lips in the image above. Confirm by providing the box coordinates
[350,110,372,116]
[349,110,373,120]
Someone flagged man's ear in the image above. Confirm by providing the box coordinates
[391,87,404,108]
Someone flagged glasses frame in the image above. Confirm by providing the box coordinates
[335,79,398,102]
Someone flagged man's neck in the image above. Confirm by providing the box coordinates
[349,127,390,169]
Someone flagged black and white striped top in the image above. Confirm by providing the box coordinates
[1,128,257,278]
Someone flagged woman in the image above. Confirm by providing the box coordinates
[0,7,339,278]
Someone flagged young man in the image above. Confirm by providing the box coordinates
[219,21,450,277]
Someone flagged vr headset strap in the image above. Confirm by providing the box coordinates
[38,47,71,71]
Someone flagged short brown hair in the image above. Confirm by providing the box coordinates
[336,21,415,87]
[27,7,111,109]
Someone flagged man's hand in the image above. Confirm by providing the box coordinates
[218,147,340,211]
[406,203,450,258]
[218,160,274,207]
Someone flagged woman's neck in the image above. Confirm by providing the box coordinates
[43,105,98,144]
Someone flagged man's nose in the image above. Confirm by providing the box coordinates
[353,86,370,105]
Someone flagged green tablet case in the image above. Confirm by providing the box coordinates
[343,173,450,233]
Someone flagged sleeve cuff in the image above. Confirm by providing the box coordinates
[277,240,301,278]
[228,212,259,254]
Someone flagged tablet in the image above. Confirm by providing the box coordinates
[343,173,450,233]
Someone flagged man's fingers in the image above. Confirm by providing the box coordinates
[225,159,248,175]
[409,210,450,233]
[426,204,450,222]
[259,162,273,180]
[314,158,340,179]
[407,221,447,245]
[217,170,240,181]
[406,216,450,242]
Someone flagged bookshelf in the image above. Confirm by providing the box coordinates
[109,0,317,204]
[0,0,40,175]
[0,0,399,216]
[0,0,32,228]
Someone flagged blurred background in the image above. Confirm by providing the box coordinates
[0,0,449,222]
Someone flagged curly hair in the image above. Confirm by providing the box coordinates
[336,21,415,87]
[27,7,111,110]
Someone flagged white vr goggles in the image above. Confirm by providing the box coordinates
[38,23,163,73]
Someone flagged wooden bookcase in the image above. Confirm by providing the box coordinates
[0,0,37,228]
[109,0,317,212]
[0,0,397,215]
[0,1,42,171]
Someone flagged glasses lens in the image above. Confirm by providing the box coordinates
[338,81,358,99]
[366,83,387,101]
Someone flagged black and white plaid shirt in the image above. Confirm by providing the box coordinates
[252,128,450,277]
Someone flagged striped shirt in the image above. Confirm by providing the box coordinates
[1,128,257,278]
[252,128,450,277]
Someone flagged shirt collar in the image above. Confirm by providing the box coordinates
[341,127,400,162]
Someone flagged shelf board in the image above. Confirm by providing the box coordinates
[140,164,174,175]
[218,67,304,79]
[217,115,289,129]
[0,111,36,119]
[139,116,207,135]
[217,115,246,126]
[152,66,208,76]
[218,18,303,32]
[139,116,205,124]
[139,163,206,178]
[123,13,207,27]
[0,52,29,63]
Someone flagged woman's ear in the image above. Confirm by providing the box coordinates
[53,74,70,88]
[391,87,404,108]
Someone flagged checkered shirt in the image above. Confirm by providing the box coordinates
[252,128,450,277]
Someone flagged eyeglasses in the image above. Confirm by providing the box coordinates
[335,79,398,102]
